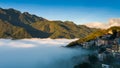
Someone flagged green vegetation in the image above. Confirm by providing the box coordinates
[74,62,92,68]
[74,54,99,68]
[67,29,106,47]
[31,21,96,39]
[0,19,31,39]
[107,26,120,32]
[0,8,97,39]
[0,8,120,39]
[67,26,120,47]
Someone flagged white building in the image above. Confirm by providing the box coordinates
[98,53,106,62]
[96,39,105,46]
[102,64,110,68]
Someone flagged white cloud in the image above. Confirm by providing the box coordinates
[0,38,88,68]
[84,18,120,29]
[85,22,108,29]
[0,38,77,48]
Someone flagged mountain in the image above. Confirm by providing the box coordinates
[0,19,31,39]
[0,8,51,38]
[31,21,97,39]
[67,26,120,47]
[0,8,96,39]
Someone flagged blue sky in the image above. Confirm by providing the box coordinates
[0,0,120,24]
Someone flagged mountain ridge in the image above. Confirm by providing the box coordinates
[0,7,97,39]
[67,26,120,47]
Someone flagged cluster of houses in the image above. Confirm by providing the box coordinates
[81,30,120,68]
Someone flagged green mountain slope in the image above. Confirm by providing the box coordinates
[31,21,97,39]
[0,8,97,39]
[0,19,31,39]
[67,26,120,47]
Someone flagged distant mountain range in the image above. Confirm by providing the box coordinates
[85,18,120,29]
[0,8,97,39]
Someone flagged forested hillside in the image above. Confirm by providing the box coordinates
[0,8,97,39]
[67,26,120,47]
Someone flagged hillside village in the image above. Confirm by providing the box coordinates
[73,29,120,68]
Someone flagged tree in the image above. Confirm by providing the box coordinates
[74,62,92,68]
[88,55,99,64]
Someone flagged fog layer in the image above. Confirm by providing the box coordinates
[0,38,87,68]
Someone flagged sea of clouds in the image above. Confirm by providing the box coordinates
[0,38,88,68]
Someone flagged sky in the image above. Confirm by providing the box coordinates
[0,0,120,24]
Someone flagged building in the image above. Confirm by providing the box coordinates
[98,53,106,62]
[102,64,110,68]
